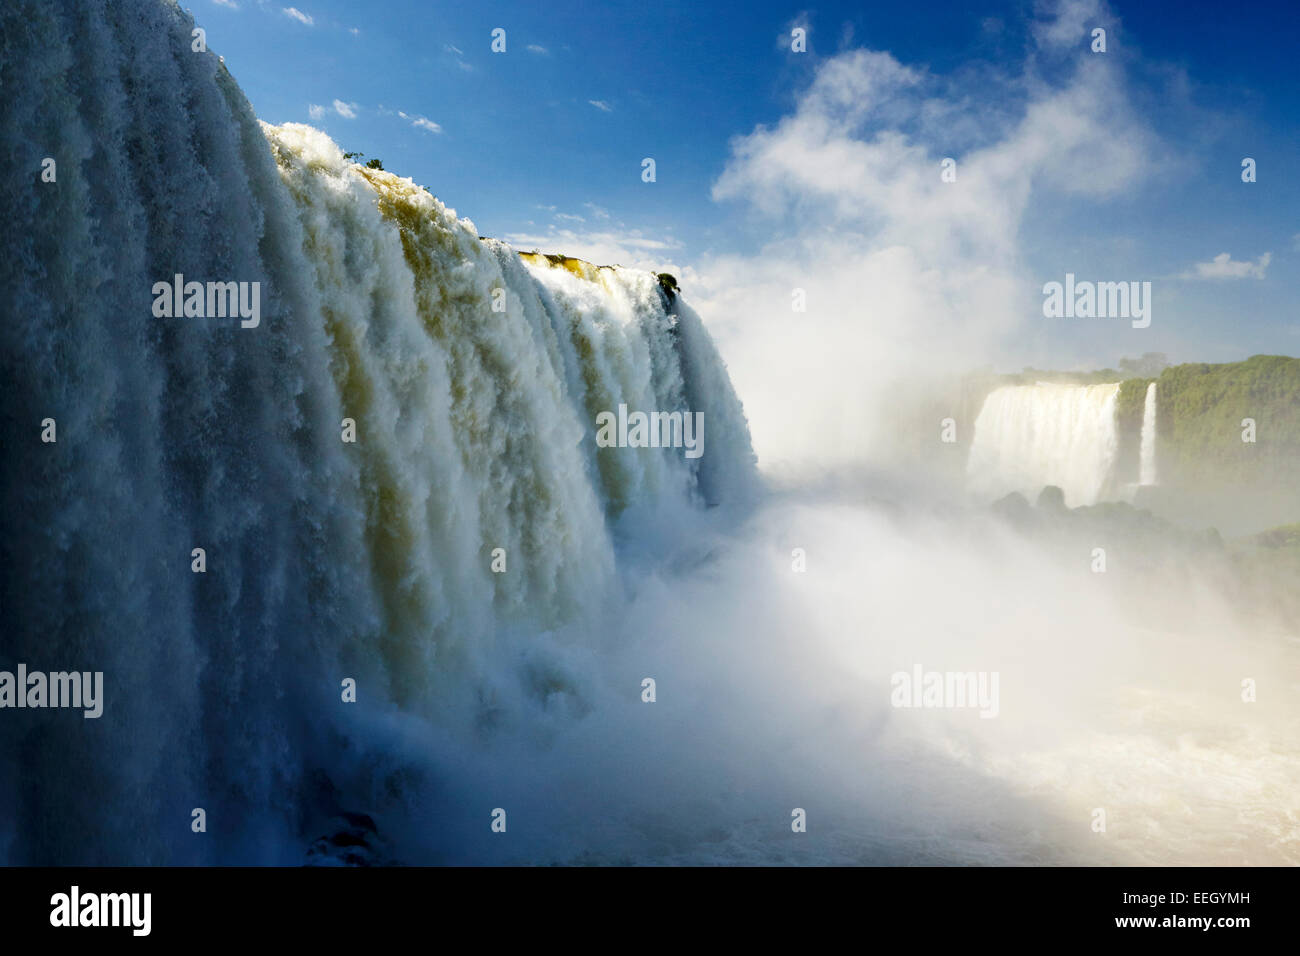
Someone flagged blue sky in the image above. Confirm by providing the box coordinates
[195,0,1297,375]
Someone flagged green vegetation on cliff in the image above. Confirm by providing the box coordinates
[1155,354,1300,487]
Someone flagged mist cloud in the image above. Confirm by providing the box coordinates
[695,0,1157,473]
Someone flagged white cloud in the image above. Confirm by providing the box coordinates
[441,44,473,70]
[526,44,549,55]
[584,203,611,220]
[349,27,360,36]
[283,7,313,26]
[693,0,1158,472]
[1031,0,1104,49]
[588,100,613,113]
[212,0,239,9]
[308,103,326,120]
[555,213,585,223]
[392,109,442,133]
[332,99,358,119]
[1181,252,1271,280]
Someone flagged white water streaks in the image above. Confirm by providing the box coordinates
[1139,383,1158,487]
[967,383,1122,507]
[0,0,754,863]
[5,0,1294,872]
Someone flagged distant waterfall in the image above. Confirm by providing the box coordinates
[966,383,1121,508]
[1138,383,1158,486]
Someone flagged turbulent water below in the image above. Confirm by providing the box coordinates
[1,0,1295,867]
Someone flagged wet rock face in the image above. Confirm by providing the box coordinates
[1035,485,1068,513]
[305,812,392,867]
[991,490,1033,527]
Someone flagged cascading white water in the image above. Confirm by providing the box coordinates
[10,0,1295,874]
[1138,382,1158,486]
[0,0,755,864]
[966,383,1121,508]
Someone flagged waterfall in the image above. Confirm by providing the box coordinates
[0,0,755,863]
[1138,382,1158,486]
[966,383,1121,508]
